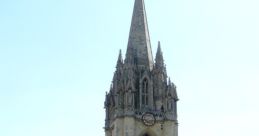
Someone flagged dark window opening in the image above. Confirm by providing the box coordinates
[142,79,148,106]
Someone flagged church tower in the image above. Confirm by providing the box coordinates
[104,0,179,136]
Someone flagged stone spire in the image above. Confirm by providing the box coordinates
[125,0,153,70]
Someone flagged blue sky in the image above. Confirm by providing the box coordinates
[0,0,259,136]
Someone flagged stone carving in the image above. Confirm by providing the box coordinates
[104,41,179,127]
[126,88,134,108]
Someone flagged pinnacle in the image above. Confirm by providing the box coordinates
[116,49,123,68]
[157,41,162,53]
[155,41,164,67]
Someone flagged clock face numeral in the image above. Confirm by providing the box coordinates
[142,113,155,126]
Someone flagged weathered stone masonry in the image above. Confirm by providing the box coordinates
[104,0,179,136]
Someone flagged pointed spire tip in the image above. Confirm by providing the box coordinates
[125,0,153,70]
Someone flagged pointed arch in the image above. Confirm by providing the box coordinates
[138,129,157,136]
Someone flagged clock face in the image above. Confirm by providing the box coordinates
[142,112,155,126]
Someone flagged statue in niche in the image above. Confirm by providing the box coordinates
[115,94,118,108]
[126,88,134,109]
[167,98,172,111]
[119,92,124,108]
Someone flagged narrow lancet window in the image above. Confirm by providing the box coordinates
[142,79,148,106]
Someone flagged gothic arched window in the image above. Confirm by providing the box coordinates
[142,79,148,106]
